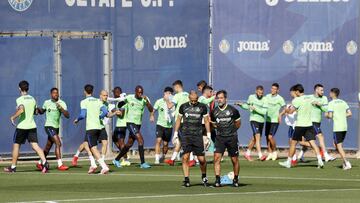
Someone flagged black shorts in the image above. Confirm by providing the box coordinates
[181,135,205,156]
[98,128,108,142]
[333,131,346,144]
[214,135,239,157]
[13,128,38,144]
[288,126,295,139]
[112,127,127,143]
[250,121,264,136]
[44,127,59,137]
[127,123,141,137]
[312,122,322,135]
[292,126,316,141]
[265,122,279,137]
[86,130,101,148]
[156,125,172,142]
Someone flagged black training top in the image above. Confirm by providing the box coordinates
[211,104,240,137]
[179,102,208,136]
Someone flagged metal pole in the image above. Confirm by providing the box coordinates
[103,33,113,158]
[208,0,213,86]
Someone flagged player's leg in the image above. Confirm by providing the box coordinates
[197,155,208,186]
[244,122,256,161]
[135,132,150,168]
[334,132,351,170]
[37,138,53,170]
[99,129,108,160]
[254,133,264,160]
[288,127,298,165]
[279,127,304,168]
[214,135,224,187]
[162,127,172,159]
[267,123,279,161]
[52,134,69,170]
[182,152,191,187]
[87,130,109,174]
[228,136,240,187]
[28,129,49,173]
[114,134,135,167]
[265,122,273,157]
[154,137,162,164]
[4,129,24,172]
[72,139,88,166]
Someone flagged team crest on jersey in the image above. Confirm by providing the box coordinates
[8,0,33,12]
[225,111,230,116]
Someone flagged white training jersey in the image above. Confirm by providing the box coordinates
[284,104,296,128]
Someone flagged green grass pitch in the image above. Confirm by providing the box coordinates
[0,157,360,203]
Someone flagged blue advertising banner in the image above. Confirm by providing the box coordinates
[213,0,359,149]
[0,0,209,153]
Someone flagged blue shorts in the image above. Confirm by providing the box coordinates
[288,126,295,139]
[45,127,59,137]
[265,122,279,137]
[312,122,322,135]
[127,123,141,137]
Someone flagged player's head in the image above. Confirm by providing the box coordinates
[255,85,264,98]
[50,87,59,101]
[18,80,29,93]
[197,80,207,92]
[216,90,227,107]
[293,84,304,96]
[289,86,296,98]
[189,90,199,105]
[202,85,213,97]
[330,88,340,99]
[113,86,122,98]
[135,85,144,99]
[100,90,108,102]
[163,86,174,98]
[271,83,280,95]
[84,84,94,96]
[314,84,324,97]
[172,80,183,93]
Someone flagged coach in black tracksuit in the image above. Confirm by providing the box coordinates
[211,90,241,187]
[174,91,211,187]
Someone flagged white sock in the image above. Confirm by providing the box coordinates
[98,158,108,169]
[42,159,47,165]
[324,151,330,157]
[101,154,105,160]
[171,152,178,161]
[298,150,304,159]
[190,152,194,161]
[287,157,292,164]
[57,159,63,167]
[89,156,97,167]
[38,160,42,164]
[155,154,161,162]
[246,149,251,156]
[316,155,322,162]
[258,152,263,159]
[292,154,297,161]
[75,150,81,157]
[11,165,16,169]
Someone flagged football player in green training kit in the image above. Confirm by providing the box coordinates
[211,90,241,187]
[113,85,154,169]
[111,86,131,167]
[74,84,110,174]
[326,88,352,170]
[279,84,324,169]
[307,84,335,162]
[264,83,286,161]
[4,81,49,173]
[165,80,190,166]
[153,87,175,164]
[98,90,110,160]
[236,85,268,161]
[36,88,70,171]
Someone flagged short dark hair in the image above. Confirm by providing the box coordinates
[19,80,29,92]
[314,84,323,91]
[84,84,94,94]
[113,86,122,93]
[135,85,143,91]
[50,87,58,93]
[172,80,183,87]
[164,86,174,93]
[293,84,304,93]
[290,85,296,92]
[216,90,227,98]
[197,80,207,87]
[330,88,340,97]
[202,85,213,94]
[272,83,279,89]
[256,85,264,90]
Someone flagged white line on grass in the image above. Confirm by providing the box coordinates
[13,188,360,203]
[12,171,360,183]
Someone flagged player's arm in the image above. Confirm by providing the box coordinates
[37,107,46,115]
[144,96,155,122]
[56,103,70,119]
[234,109,241,129]
[200,96,215,105]
[74,109,86,124]
[99,105,109,119]
[10,105,24,126]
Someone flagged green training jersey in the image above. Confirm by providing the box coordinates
[198,95,215,106]
[292,95,313,127]
[154,98,173,128]
[173,91,189,118]
[328,99,350,132]
[42,99,67,128]
[80,96,104,131]
[240,94,267,123]
[16,95,37,130]
[265,94,286,123]
[125,94,147,125]
[116,103,127,128]
[310,95,328,123]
